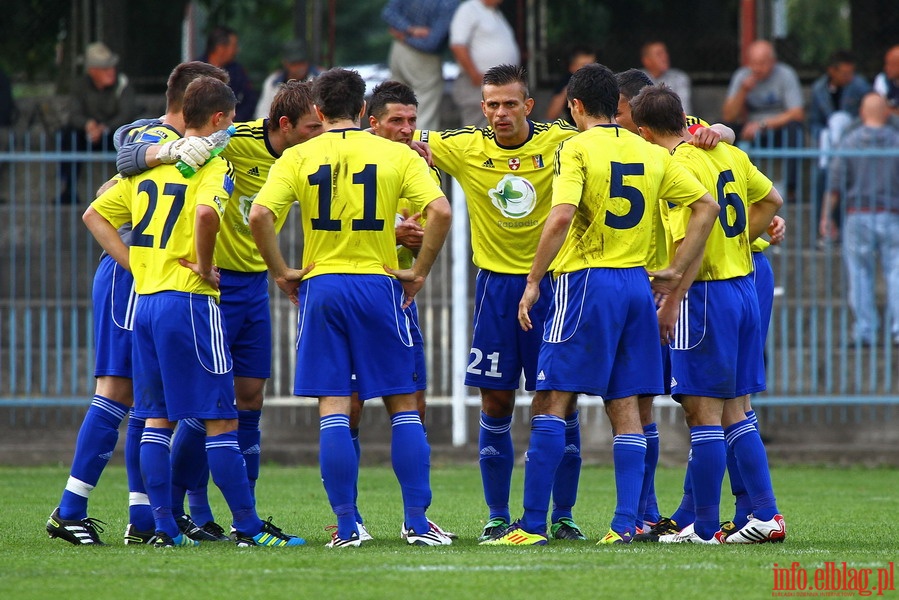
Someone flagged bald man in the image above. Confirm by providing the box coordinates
[820,92,899,347]
[722,40,804,197]
[873,45,899,116]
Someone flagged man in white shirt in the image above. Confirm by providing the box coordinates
[449,0,519,127]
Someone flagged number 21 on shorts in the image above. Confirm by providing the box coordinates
[467,348,503,378]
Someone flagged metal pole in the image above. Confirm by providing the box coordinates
[451,178,469,447]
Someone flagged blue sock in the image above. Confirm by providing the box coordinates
[391,411,431,535]
[669,453,695,527]
[140,427,178,537]
[350,428,363,523]
[125,413,154,530]
[522,415,565,535]
[207,430,261,536]
[550,411,581,524]
[478,412,514,523]
[725,420,778,521]
[726,442,752,529]
[59,395,128,520]
[187,474,214,526]
[610,433,646,535]
[689,426,726,540]
[171,418,208,519]
[639,422,662,526]
[320,414,359,540]
[238,410,262,496]
[746,409,760,431]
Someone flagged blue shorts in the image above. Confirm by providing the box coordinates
[93,255,135,378]
[132,292,236,421]
[465,271,553,391]
[294,274,418,401]
[536,268,664,399]
[350,300,427,394]
[669,276,765,400]
[752,251,774,344]
[219,269,271,379]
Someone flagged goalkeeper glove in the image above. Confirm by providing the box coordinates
[156,136,214,170]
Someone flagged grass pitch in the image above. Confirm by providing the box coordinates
[5,463,897,599]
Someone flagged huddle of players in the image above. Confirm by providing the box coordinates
[46,55,784,548]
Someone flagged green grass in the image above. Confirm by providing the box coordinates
[5,464,898,599]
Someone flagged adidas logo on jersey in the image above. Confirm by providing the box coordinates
[670,377,678,388]
[246,166,260,177]
[480,446,500,456]
[482,158,495,168]
[537,370,546,381]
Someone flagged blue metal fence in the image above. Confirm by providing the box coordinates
[1,130,897,412]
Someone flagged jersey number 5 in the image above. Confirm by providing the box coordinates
[132,180,187,249]
[606,162,645,230]
[308,163,385,232]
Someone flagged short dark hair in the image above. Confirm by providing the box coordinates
[205,25,236,54]
[312,68,366,121]
[483,64,529,98]
[368,81,418,120]
[268,80,315,130]
[166,61,229,113]
[616,68,654,101]
[630,84,686,136]
[183,76,237,129]
[828,49,856,68]
[567,63,618,119]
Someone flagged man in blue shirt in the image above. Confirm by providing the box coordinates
[382,0,459,130]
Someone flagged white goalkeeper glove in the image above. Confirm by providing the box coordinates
[156,136,214,170]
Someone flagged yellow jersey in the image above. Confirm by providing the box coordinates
[667,142,773,280]
[418,120,577,274]
[254,128,444,278]
[92,158,234,299]
[218,119,290,272]
[551,124,708,273]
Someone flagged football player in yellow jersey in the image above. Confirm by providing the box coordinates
[615,68,737,537]
[250,68,452,548]
[417,64,587,542]
[489,63,718,546]
[84,76,302,548]
[46,62,231,547]
[631,84,784,544]
[115,80,323,542]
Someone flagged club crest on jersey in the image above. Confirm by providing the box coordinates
[532,154,544,168]
[239,193,257,225]
[508,157,520,170]
[489,174,537,219]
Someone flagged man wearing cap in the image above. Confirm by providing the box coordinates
[58,42,138,204]
[382,0,459,131]
[254,39,320,119]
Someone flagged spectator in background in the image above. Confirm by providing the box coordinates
[254,39,320,119]
[722,40,804,198]
[449,0,519,128]
[382,0,459,131]
[809,50,871,236]
[200,26,257,122]
[640,40,691,114]
[820,93,899,347]
[58,42,138,204]
[873,44,899,116]
[544,45,596,124]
